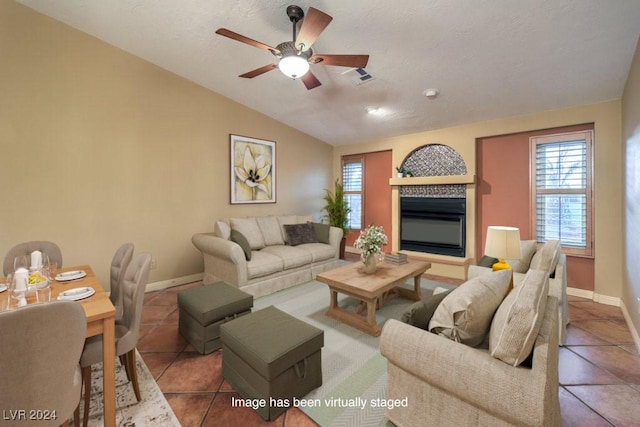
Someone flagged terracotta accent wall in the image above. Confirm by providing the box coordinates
[476,133,531,253]
[476,124,595,291]
[344,151,393,251]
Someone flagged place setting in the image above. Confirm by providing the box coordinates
[2,250,95,308]
[57,286,96,301]
[55,269,88,282]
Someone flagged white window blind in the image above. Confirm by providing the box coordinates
[342,158,363,230]
[531,130,593,256]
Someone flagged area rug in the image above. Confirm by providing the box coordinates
[82,350,179,426]
[254,277,454,427]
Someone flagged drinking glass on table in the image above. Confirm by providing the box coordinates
[35,280,52,303]
[43,255,58,283]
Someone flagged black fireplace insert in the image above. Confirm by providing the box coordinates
[400,197,466,257]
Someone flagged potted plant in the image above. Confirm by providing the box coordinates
[322,179,351,259]
[395,166,404,178]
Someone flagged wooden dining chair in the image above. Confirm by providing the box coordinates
[78,253,151,427]
[0,301,86,427]
[108,243,134,322]
[3,240,63,276]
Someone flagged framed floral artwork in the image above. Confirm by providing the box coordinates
[230,134,276,204]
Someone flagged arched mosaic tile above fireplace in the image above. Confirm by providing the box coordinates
[400,144,468,198]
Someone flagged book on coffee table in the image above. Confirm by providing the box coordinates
[384,252,407,264]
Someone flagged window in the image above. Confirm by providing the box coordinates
[342,156,364,230]
[530,130,593,256]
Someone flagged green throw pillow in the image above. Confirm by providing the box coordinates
[310,222,330,244]
[230,229,252,261]
[400,289,453,330]
[478,256,499,268]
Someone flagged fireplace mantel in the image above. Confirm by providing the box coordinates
[389,174,475,186]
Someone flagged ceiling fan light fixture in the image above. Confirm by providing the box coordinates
[279,54,310,79]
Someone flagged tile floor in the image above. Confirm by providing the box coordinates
[138,273,640,426]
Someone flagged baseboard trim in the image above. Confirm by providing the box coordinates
[620,300,640,354]
[567,287,593,299]
[593,293,621,307]
[566,287,621,307]
[145,272,203,293]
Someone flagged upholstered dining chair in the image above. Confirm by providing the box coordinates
[109,243,134,322]
[3,240,63,276]
[78,253,151,427]
[0,301,86,427]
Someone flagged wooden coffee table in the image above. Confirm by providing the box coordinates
[316,259,431,336]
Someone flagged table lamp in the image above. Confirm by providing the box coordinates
[484,226,522,272]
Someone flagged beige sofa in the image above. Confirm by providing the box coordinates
[468,240,568,344]
[381,295,560,427]
[192,215,342,297]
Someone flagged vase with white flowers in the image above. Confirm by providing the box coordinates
[354,224,388,274]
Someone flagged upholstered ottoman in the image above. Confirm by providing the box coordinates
[220,305,324,421]
[178,282,253,355]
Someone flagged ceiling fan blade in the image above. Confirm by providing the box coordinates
[310,54,369,68]
[239,64,278,78]
[295,7,333,51]
[301,71,322,90]
[216,28,280,54]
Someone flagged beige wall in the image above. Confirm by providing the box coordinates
[334,100,623,298]
[622,37,640,340]
[0,1,333,288]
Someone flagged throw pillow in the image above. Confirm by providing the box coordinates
[214,220,231,240]
[490,270,549,366]
[428,269,511,347]
[230,230,252,261]
[256,216,285,246]
[530,240,560,275]
[230,217,266,250]
[478,256,499,268]
[277,215,299,244]
[284,223,318,246]
[309,222,330,244]
[508,240,537,273]
[401,289,453,330]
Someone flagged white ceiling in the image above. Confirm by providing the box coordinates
[18,0,640,146]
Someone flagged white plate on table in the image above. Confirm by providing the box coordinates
[0,284,7,293]
[57,287,95,301]
[55,270,87,281]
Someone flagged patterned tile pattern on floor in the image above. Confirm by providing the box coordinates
[561,299,640,426]
[139,271,640,426]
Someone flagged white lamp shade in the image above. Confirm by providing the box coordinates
[279,55,310,79]
[484,226,522,260]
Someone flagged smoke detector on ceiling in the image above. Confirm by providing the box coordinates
[424,88,439,98]
[342,68,375,85]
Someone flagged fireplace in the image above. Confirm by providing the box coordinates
[400,197,466,257]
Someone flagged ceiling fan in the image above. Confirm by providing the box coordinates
[215,5,369,90]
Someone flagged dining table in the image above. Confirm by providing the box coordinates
[6,265,116,427]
